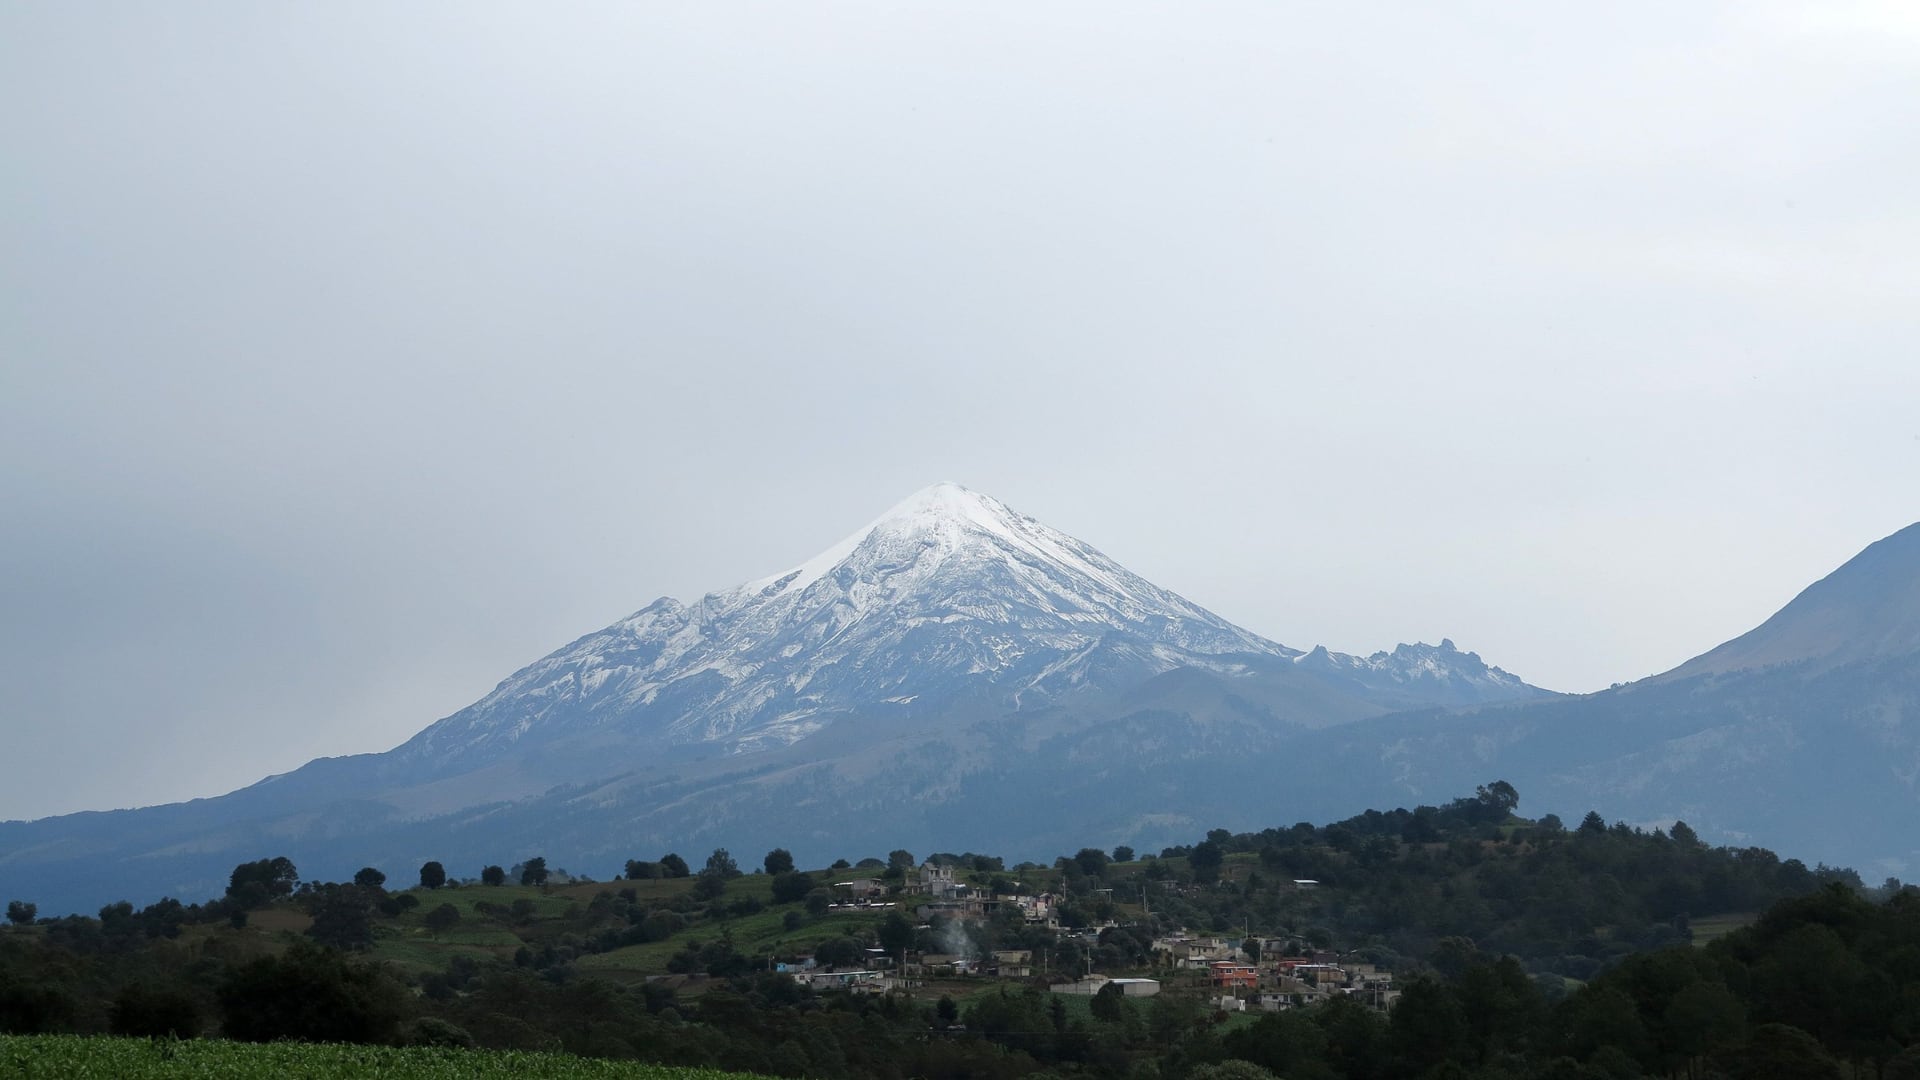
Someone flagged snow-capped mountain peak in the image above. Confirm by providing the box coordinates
[398,485,1539,769]
[745,482,1030,597]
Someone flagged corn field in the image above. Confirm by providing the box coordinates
[0,1035,771,1079]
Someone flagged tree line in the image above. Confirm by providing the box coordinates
[4,784,1913,1078]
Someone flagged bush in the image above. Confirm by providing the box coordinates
[770,871,813,904]
[108,983,202,1039]
[404,1016,476,1048]
[217,942,407,1045]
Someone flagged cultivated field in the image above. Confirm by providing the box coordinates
[0,1034,771,1079]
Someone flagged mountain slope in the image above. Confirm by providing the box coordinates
[0,483,1546,913]
[397,484,1295,771]
[1659,522,1920,680]
[1269,521,1920,875]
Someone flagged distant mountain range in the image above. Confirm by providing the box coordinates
[1270,522,1920,879]
[3,485,1915,913]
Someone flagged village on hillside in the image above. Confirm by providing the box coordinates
[733,860,1400,1016]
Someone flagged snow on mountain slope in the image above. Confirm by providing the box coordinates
[399,484,1290,765]
[1293,638,1536,704]
[396,484,1537,770]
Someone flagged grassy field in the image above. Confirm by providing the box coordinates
[573,903,895,979]
[1691,912,1758,946]
[0,1034,770,1079]
[359,871,920,979]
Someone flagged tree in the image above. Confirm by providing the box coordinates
[520,857,549,887]
[1670,820,1701,848]
[1074,848,1110,878]
[878,911,915,956]
[1190,839,1225,883]
[1712,1023,1843,1080]
[888,849,916,872]
[418,861,446,890]
[659,853,691,878]
[1475,780,1520,820]
[1090,980,1127,1022]
[109,982,203,1039]
[624,859,659,880]
[353,867,387,890]
[1112,845,1135,863]
[5,901,34,926]
[226,857,299,908]
[830,858,852,870]
[1188,1062,1282,1080]
[423,903,461,937]
[1578,810,1608,836]
[770,871,813,904]
[480,865,506,886]
[814,936,863,969]
[764,848,795,875]
[1389,977,1468,1074]
[307,888,376,951]
[692,874,727,901]
[701,848,740,878]
[218,941,407,1044]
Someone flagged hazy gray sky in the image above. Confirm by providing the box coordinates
[4,2,1917,821]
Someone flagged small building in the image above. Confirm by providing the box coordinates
[834,878,887,899]
[797,969,885,991]
[915,863,971,900]
[1108,977,1161,998]
[1210,962,1259,990]
[990,950,1034,978]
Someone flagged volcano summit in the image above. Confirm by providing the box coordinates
[1,484,1545,912]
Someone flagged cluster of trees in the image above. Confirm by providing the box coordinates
[1041,785,1861,981]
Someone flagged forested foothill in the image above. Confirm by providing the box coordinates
[3,784,1914,1078]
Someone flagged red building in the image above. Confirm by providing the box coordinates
[1209,962,1258,989]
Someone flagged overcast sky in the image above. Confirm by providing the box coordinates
[3,2,1917,822]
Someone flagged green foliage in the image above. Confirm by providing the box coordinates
[520,857,549,887]
[306,885,377,951]
[418,861,447,890]
[812,937,862,968]
[4,902,34,927]
[1190,839,1224,883]
[659,853,690,878]
[423,903,462,936]
[225,857,297,909]
[0,1035,775,1078]
[217,941,408,1045]
[1,787,1910,1080]
[767,871,811,905]
[876,912,913,956]
[761,849,793,876]
[108,982,202,1039]
[480,865,506,887]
